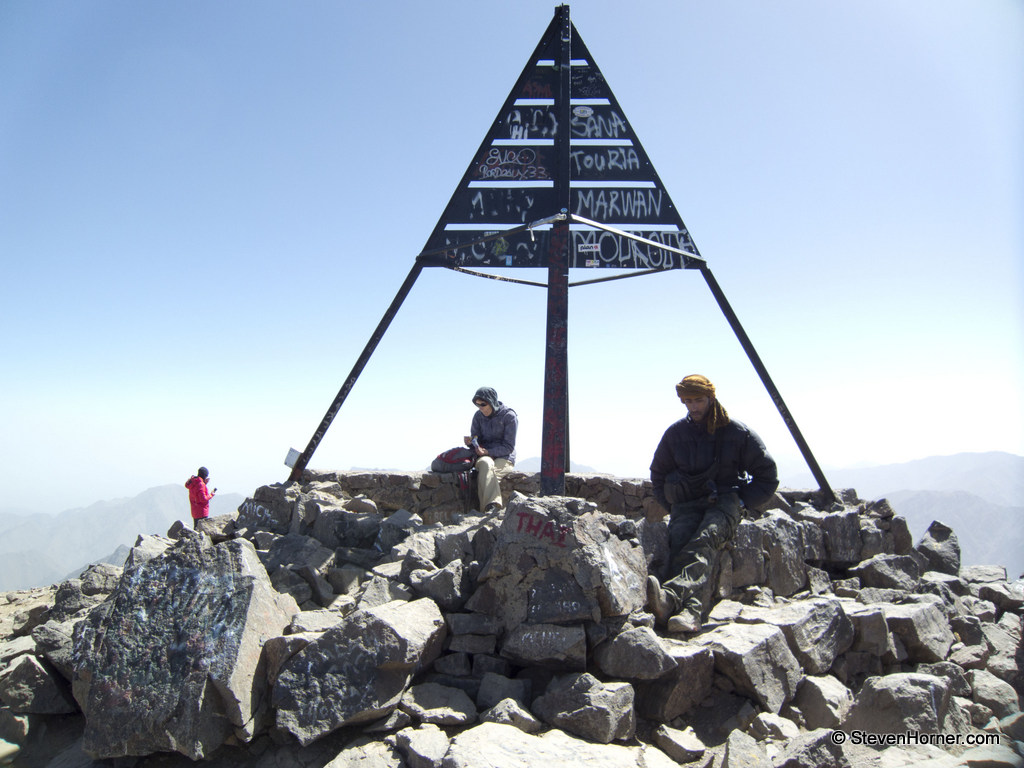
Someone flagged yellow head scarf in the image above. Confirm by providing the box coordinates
[675,374,729,434]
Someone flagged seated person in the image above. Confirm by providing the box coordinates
[465,386,517,512]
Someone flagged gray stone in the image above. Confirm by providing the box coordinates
[357,574,413,610]
[955,744,1024,768]
[844,672,967,736]
[961,565,1008,583]
[532,672,635,744]
[820,510,862,566]
[287,608,347,634]
[737,597,854,675]
[979,582,1024,613]
[447,613,503,636]
[1000,711,1024,741]
[410,561,465,611]
[843,603,900,662]
[774,728,852,768]
[592,625,677,680]
[271,565,314,605]
[794,675,853,729]
[849,553,921,591]
[500,623,586,669]
[721,729,771,768]
[400,682,477,726]
[756,511,807,596]
[476,672,530,710]
[449,634,497,655]
[78,563,123,596]
[433,652,471,677]
[0,636,34,666]
[261,533,335,577]
[747,711,800,741]
[441,721,678,768]
[634,640,714,721]
[395,723,451,768]
[694,622,802,713]
[324,735,404,767]
[881,600,956,663]
[969,669,1021,719]
[889,515,914,554]
[919,661,972,698]
[273,598,445,745]
[914,520,961,576]
[123,534,173,568]
[469,495,646,633]
[28,618,77,682]
[479,697,544,733]
[653,724,705,763]
[238,486,298,534]
[72,535,299,760]
[0,654,76,714]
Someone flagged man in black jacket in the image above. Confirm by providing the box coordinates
[648,374,778,633]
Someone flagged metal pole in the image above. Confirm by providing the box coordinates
[540,4,572,496]
[699,264,836,503]
[288,262,424,482]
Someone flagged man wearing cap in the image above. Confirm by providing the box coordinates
[465,387,517,513]
[185,466,217,529]
[648,375,778,633]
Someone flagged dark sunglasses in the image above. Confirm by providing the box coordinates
[474,401,489,408]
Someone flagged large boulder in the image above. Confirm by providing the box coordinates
[273,598,445,744]
[844,673,969,736]
[532,672,635,744]
[735,598,854,675]
[72,534,299,760]
[634,640,714,722]
[467,495,647,633]
[880,599,956,663]
[914,520,961,576]
[694,622,802,713]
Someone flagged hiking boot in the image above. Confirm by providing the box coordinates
[646,575,675,626]
[484,502,502,514]
[667,609,702,635]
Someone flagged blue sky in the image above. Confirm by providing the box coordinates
[2,1,1021,513]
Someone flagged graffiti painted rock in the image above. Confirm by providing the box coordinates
[469,494,646,633]
[273,598,445,745]
[71,533,298,760]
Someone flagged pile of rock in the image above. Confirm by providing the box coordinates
[0,471,1021,768]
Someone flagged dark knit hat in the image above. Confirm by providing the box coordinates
[472,387,500,410]
[198,467,209,480]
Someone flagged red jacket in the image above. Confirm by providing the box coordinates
[185,476,213,520]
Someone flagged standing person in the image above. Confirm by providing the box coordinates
[185,466,217,529]
[465,387,517,513]
[648,375,778,634]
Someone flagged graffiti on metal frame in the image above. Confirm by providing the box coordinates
[420,14,699,270]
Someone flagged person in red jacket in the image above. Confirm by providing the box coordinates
[185,466,216,528]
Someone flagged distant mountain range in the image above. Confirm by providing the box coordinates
[1,453,1019,592]
[786,451,1023,579]
[0,486,244,592]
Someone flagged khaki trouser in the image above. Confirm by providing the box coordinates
[663,492,743,617]
[476,457,511,509]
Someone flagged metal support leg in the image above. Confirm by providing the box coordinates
[699,264,836,503]
[288,262,424,482]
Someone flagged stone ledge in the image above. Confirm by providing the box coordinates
[300,469,661,524]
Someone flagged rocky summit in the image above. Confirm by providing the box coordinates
[0,469,1021,768]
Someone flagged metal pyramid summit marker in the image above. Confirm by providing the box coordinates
[288,5,835,503]
[418,5,701,272]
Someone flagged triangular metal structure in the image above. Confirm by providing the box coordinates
[288,5,835,503]
[417,7,699,272]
